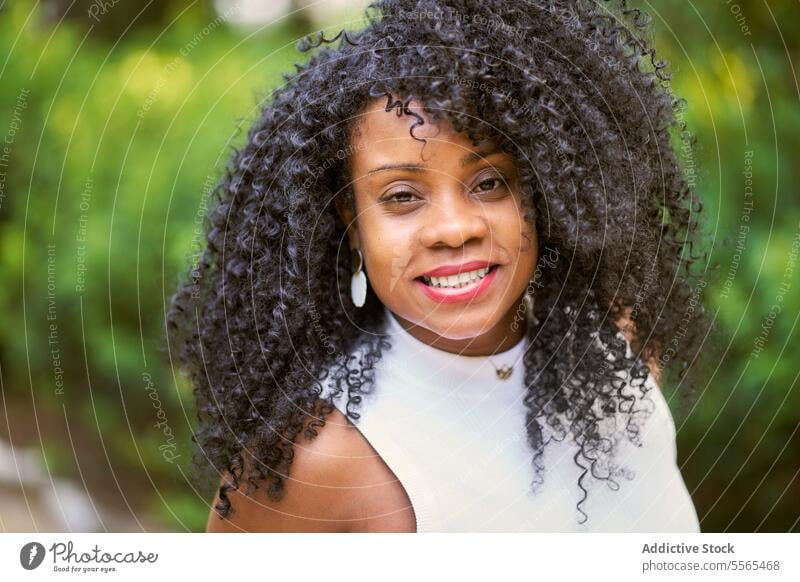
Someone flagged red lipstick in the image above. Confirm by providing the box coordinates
[421,260,494,278]
[414,263,500,305]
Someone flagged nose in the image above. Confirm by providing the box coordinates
[418,189,489,248]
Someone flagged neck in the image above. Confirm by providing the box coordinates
[390,297,529,357]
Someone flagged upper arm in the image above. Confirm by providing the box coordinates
[205,408,368,533]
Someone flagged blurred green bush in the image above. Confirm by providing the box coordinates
[0,0,302,531]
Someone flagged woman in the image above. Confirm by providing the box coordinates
[167,0,710,532]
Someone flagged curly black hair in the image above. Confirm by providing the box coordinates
[166,0,714,526]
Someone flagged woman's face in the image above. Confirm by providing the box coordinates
[336,97,538,355]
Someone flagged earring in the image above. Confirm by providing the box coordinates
[350,248,367,308]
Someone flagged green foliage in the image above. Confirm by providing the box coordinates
[0,0,298,530]
[652,0,800,532]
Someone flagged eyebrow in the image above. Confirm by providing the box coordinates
[459,146,503,167]
[365,146,503,175]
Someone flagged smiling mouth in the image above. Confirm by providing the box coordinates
[417,265,499,289]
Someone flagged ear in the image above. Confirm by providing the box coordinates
[334,193,360,250]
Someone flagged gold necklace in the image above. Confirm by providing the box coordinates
[487,358,515,380]
[486,333,529,380]
[485,296,535,380]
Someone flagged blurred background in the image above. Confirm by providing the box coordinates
[0,0,797,532]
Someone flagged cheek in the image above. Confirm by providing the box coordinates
[502,217,538,281]
[509,200,537,256]
[519,228,538,265]
[509,241,537,284]
[360,215,415,285]
[522,232,539,279]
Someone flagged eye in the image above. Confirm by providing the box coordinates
[472,173,509,194]
[475,178,500,192]
[380,190,420,204]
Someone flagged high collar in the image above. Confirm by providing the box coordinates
[378,305,530,400]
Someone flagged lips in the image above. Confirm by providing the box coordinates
[413,263,500,304]
[421,265,493,289]
[418,260,496,278]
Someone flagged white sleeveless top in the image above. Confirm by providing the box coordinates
[321,306,700,532]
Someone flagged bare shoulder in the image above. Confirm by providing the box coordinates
[205,406,366,532]
[205,404,414,532]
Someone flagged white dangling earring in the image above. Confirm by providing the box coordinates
[350,248,367,308]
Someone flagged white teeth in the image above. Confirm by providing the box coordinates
[422,267,491,288]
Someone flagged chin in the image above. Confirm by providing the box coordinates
[423,312,499,339]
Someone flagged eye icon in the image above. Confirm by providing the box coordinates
[20,542,46,570]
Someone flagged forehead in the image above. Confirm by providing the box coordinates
[349,97,484,167]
